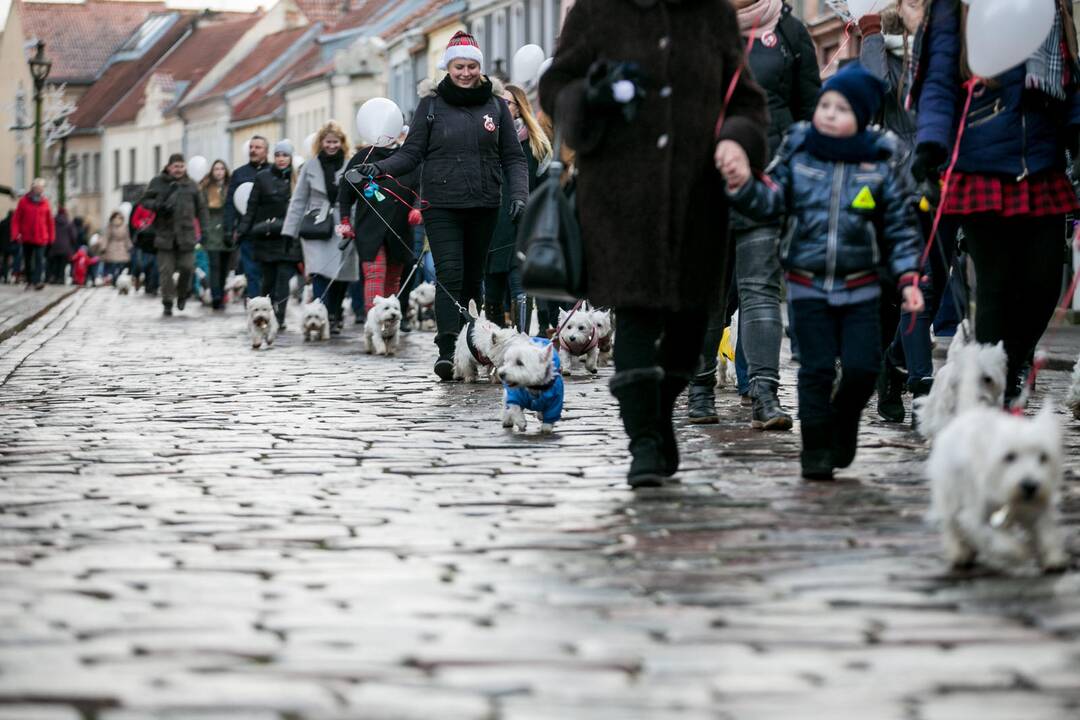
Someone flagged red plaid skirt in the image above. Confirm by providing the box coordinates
[942,171,1080,217]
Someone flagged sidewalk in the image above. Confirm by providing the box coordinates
[0,283,79,343]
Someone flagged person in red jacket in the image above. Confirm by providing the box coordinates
[12,179,54,290]
[70,246,99,286]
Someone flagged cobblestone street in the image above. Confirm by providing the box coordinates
[2,288,1079,719]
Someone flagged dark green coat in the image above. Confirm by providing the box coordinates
[138,172,210,252]
[487,137,541,274]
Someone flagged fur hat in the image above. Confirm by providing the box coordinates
[439,30,483,71]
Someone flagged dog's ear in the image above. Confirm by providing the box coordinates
[374,294,383,303]
[558,308,567,320]
[469,299,479,319]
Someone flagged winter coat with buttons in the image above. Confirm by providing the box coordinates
[238,165,300,264]
[727,123,922,291]
[12,194,54,247]
[755,5,821,157]
[283,153,359,282]
[340,145,420,265]
[539,0,769,311]
[102,220,132,263]
[137,172,210,252]
[374,83,528,210]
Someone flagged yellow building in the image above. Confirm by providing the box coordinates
[0,0,34,214]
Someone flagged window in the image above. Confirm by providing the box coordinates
[528,0,541,46]
[543,0,557,54]
[129,148,136,184]
[511,3,525,57]
[71,156,79,191]
[493,9,507,68]
[81,153,89,192]
[93,153,101,192]
[113,149,121,189]
[153,145,161,174]
[15,155,25,193]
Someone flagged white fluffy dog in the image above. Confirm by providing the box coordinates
[498,336,564,434]
[454,300,518,382]
[914,337,1007,438]
[591,308,614,367]
[716,309,739,388]
[1065,355,1080,420]
[556,305,600,376]
[301,299,330,342]
[115,269,133,295]
[409,282,436,331]
[247,296,278,349]
[363,294,402,356]
[928,404,1068,573]
[226,272,248,303]
[289,274,305,302]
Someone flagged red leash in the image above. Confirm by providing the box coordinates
[715,15,759,140]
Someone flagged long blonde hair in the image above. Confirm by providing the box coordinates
[506,84,552,166]
[311,120,350,160]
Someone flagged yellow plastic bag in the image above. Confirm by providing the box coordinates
[718,326,735,361]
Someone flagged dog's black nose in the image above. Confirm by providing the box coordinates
[1020,479,1040,500]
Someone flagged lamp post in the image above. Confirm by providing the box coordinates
[28,41,51,180]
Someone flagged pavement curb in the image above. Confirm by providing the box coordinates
[0,287,79,344]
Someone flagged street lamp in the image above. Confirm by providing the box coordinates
[28,41,51,179]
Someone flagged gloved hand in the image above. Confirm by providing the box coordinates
[857,14,882,37]
[352,164,380,181]
[911,143,947,183]
[508,199,527,222]
[586,60,645,121]
[337,219,355,239]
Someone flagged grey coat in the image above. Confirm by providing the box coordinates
[138,172,211,252]
[283,155,359,282]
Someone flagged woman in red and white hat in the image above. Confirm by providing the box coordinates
[354,31,529,381]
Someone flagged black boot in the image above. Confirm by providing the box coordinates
[659,371,691,476]
[434,332,456,381]
[831,410,860,469]
[687,382,719,424]
[800,421,834,481]
[484,301,506,328]
[610,367,666,488]
[162,301,173,317]
[749,378,793,431]
[875,362,906,423]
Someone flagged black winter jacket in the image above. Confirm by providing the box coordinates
[238,164,300,264]
[340,145,420,265]
[374,79,528,210]
[138,172,210,252]
[224,160,268,240]
[755,6,822,157]
[487,137,541,274]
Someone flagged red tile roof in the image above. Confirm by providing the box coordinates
[294,0,350,24]
[101,14,261,126]
[231,42,322,124]
[323,0,393,35]
[67,12,196,129]
[19,0,168,83]
[188,25,311,106]
[380,0,452,40]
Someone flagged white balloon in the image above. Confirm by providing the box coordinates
[118,201,132,218]
[186,155,209,181]
[847,0,890,20]
[233,181,254,215]
[355,97,404,147]
[304,132,318,153]
[512,44,545,85]
[966,0,1055,79]
[292,155,304,169]
[537,57,554,83]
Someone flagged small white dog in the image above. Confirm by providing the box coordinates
[498,336,564,434]
[556,305,600,376]
[409,282,436,331]
[115,270,133,296]
[247,296,278,349]
[914,336,1007,439]
[301,299,330,342]
[716,309,740,388]
[1065,354,1080,420]
[591,308,614,367]
[289,274,305,302]
[364,294,402,356]
[454,300,518,382]
[928,404,1068,573]
[226,273,248,303]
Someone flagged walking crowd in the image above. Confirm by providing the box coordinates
[5,0,1079,493]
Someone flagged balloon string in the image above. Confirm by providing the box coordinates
[715,15,759,140]
[821,21,856,75]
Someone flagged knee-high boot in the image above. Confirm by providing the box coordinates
[610,367,666,488]
[659,371,691,476]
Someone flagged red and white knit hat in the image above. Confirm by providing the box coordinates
[439,30,483,71]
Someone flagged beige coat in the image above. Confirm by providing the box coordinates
[102,220,132,263]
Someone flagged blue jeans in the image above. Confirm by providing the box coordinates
[138,250,159,293]
[22,245,45,285]
[888,276,935,386]
[104,262,126,283]
[791,297,881,425]
[239,239,261,299]
[734,335,749,395]
[349,280,364,316]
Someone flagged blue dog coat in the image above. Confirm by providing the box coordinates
[504,338,564,425]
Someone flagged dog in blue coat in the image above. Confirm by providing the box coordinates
[498,336,564,434]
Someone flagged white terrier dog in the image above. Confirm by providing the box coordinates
[556,305,600,377]
[115,270,133,296]
[363,294,402,356]
[454,300,518,382]
[247,296,278,349]
[289,274,305,302]
[498,336,565,434]
[928,404,1068,573]
[1065,355,1080,420]
[226,272,248,303]
[716,309,739,388]
[301,299,330,342]
[591,308,614,367]
[409,282,436,331]
[914,337,1007,439]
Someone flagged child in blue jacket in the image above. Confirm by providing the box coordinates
[722,63,925,480]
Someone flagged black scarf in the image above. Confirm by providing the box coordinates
[437,75,494,107]
[803,127,886,164]
[318,151,344,203]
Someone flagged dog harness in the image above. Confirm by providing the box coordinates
[465,318,494,367]
[504,338,564,425]
[556,324,598,356]
[597,333,613,354]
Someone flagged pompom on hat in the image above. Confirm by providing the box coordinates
[439,30,483,71]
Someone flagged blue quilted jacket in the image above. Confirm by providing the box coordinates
[504,338,564,425]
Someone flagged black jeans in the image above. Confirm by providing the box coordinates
[423,207,498,352]
[261,260,294,324]
[208,250,234,306]
[312,274,348,322]
[963,214,1064,377]
[23,245,45,285]
[791,297,881,425]
[46,255,66,284]
[615,308,708,376]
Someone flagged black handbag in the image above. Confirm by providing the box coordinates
[516,130,585,301]
[251,217,284,237]
[299,207,334,240]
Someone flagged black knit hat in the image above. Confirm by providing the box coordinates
[820,63,886,131]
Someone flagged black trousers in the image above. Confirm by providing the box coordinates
[46,255,66,284]
[208,250,234,306]
[615,308,708,377]
[423,207,498,352]
[963,214,1064,377]
[260,260,294,324]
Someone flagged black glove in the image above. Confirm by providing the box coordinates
[585,60,645,122]
[344,164,380,186]
[911,143,947,183]
[508,199,526,222]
